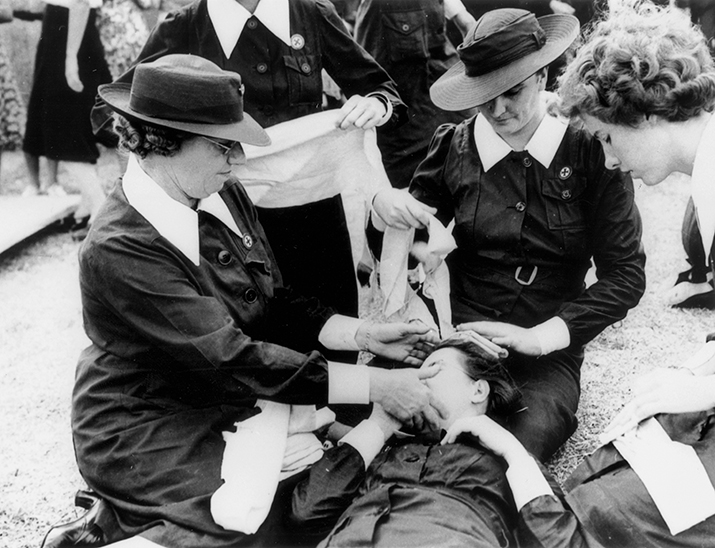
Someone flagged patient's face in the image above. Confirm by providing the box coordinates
[420,347,481,429]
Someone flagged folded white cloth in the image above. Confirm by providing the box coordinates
[211,401,335,533]
[380,215,456,337]
[235,110,391,272]
[613,418,715,535]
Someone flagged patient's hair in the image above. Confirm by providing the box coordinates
[435,338,522,417]
[558,0,715,126]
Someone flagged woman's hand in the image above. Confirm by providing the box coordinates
[442,415,528,464]
[368,365,448,431]
[549,0,575,14]
[601,368,715,443]
[335,94,386,130]
[410,241,443,275]
[372,188,436,229]
[457,321,539,356]
[65,55,83,93]
[358,320,440,366]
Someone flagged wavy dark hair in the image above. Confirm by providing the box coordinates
[558,1,715,126]
[112,114,193,158]
[435,338,523,417]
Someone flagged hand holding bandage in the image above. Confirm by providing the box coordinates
[380,215,456,339]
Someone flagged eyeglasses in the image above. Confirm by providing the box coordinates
[200,136,241,156]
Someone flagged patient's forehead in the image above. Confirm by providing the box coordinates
[422,347,467,369]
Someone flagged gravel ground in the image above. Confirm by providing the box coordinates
[2,150,713,548]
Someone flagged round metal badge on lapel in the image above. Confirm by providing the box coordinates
[243,234,254,249]
[291,34,305,50]
[559,166,572,180]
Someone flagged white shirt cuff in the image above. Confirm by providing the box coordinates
[531,316,570,355]
[366,92,393,127]
[319,315,363,351]
[338,419,387,468]
[328,361,370,405]
[443,0,467,19]
[506,455,554,511]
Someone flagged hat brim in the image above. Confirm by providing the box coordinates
[98,83,271,147]
[430,14,580,111]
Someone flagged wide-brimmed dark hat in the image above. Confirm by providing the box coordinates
[98,54,270,146]
[431,9,579,110]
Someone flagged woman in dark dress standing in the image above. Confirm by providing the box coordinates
[23,1,110,226]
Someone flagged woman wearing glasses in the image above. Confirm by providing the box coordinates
[42,54,444,548]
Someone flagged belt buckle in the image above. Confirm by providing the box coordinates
[515,265,538,286]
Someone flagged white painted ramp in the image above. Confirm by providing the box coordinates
[0,195,80,254]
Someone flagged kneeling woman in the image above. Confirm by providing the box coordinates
[53,54,442,548]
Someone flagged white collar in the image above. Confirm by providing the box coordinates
[474,109,569,172]
[122,154,244,266]
[690,112,715,255]
[208,0,291,58]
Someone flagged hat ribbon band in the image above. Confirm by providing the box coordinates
[464,28,546,77]
[129,93,243,125]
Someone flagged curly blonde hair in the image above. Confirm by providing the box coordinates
[558,1,715,126]
[112,114,192,158]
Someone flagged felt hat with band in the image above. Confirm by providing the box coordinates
[98,54,271,146]
[430,9,579,110]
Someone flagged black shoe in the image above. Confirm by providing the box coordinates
[673,289,715,310]
[40,490,106,548]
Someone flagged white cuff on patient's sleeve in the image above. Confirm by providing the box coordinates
[319,315,363,351]
[531,316,570,355]
[339,419,386,468]
[328,362,370,405]
[506,455,554,511]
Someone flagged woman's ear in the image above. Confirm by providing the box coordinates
[536,67,548,91]
[470,379,490,405]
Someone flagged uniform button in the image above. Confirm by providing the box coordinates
[515,201,526,212]
[522,156,533,168]
[244,288,258,304]
[217,250,233,266]
[256,62,268,74]
[404,454,420,463]
[246,18,258,29]
[561,189,572,200]
[401,23,410,32]
[263,105,274,116]
[300,62,311,74]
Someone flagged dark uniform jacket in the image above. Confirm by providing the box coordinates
[410,116,646,347]
[124,0,405,129]
[291,434,523,547]
[73,178,337,547]
[293,413,715,547]
[518,411,715,548]
[354,0,467,188]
